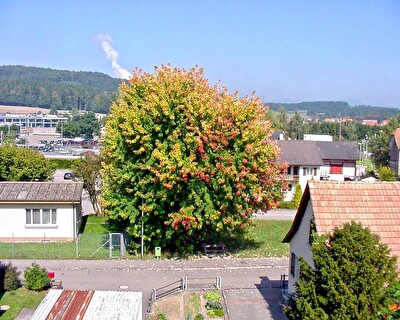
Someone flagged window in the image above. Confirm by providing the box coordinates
[313,167,317,176]
[293,166,299,175]
[303,167,314,176]
[287,166,292,175]
[26,209,57,225]
[290,253,296,277]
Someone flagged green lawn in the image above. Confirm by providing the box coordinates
[229,220,291,258]
[0,216,291,259]
[0,288,45,320]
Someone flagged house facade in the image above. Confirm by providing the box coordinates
[0,182,83,242]
[282,180,400,295]
[277,140,360,201]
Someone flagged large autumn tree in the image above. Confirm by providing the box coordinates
[284,222,399,320]
[101,65,285,253]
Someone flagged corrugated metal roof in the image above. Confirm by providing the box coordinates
[0,182,83,202]
[30,289,63,320]
[30,289,142,320]
[83,290,142,320]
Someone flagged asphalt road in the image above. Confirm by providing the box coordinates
[10,257,289,319]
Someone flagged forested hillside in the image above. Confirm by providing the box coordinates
[267,101,400,121]
[0,65,123,114]
[1,66,399,119]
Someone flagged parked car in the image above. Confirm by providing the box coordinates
[63,172,75,180]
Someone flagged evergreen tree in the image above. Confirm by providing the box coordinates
[284,222,398,320]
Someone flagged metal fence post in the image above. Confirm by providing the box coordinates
[12,233,15,258]
[75,237,79,258]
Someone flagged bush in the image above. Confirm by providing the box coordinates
[4,262,21,291]
[278,201,297,209]
[377,166,397,181]
[152,313,167,320]
[204,290,221,302]
[205,300,223,310]
[24,263,50,291]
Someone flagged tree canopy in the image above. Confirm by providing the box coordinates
[101,65,285,253]
[58,112,100,138]
[72,152,102,216]
[284,221,399,320]
[0,144,55,181]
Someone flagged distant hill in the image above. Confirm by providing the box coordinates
[0,65,123,114]
[1,66,399,120]
[267,101,400,121]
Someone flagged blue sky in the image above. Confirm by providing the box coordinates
[1,1,399,108]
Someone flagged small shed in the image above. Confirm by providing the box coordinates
[30,289,142,320]
[0,181,83,242]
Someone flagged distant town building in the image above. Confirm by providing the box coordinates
[303,134,333,142]
[361,119,378,126]
[0,113,67,129]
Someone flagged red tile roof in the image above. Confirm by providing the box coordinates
[283,180,400,270]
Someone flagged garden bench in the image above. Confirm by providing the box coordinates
[203,244,226,257]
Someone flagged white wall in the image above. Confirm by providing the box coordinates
[288,203,314,294]
[0,203,78,241]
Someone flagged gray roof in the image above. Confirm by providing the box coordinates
[277,140,324,165]
[316,141,360,161]
[0,182,83,203]
[277,140,359,165]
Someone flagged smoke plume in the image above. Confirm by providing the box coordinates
[95,34,131,79]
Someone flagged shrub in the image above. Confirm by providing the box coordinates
[204,290,221,302]
[377,166,397,181]
[205,300,223,310]
[194,314,204,320]
[278,201,297,209]
[24,263,50,291]
[152,313,167,320]
[4,262,21,291]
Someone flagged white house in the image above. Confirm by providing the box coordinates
[277,140,360,201]
[0,181,83,242]
[282,180,400,295]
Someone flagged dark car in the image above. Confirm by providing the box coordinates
[63,172,75,180]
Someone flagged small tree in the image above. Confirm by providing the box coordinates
[4,262,21,291]
[292,184,302,208]
[72,152,102,215]
[24,263,50,291]
[284,222,398,320]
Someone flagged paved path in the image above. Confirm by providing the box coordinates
[10,257,289,319]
